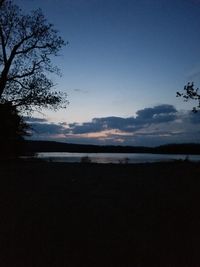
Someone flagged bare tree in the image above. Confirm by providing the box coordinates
[176,82,200,113]
[0,0,68,112]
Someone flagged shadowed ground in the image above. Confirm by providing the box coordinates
[0,160,200,267]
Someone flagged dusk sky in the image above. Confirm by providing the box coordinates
[16,0,200,146]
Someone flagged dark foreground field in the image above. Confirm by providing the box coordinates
[0,160,200,267]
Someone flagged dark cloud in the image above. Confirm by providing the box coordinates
[25,117,68,137]
[25,117,47,123]
[26,104,178,138]
[188,111,200,124]
[29,122,66,137]
[93,117,136,131]
[27,104,200,146]
[72,89,89,94]
[68,105,177,134]
[32,123,64,134]
[135,105,177,124]
[68,121,103,134]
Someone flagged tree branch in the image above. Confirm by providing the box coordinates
[11,79,30,90]
[8,59,43,81]
[15,43,51,55]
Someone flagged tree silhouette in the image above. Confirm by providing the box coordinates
[0,102,29,158]
[176,82,200,113]
[0,0,68,158]
[0,0,68,112]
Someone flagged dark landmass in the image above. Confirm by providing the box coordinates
[25,140,200,154]
[0,160,200,266]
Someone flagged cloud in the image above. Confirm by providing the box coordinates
[31,123,65,135]
[26,104,200,146]
[25,117,47,123]
[67,105,177,135]
[26,119,66,140]
[72,89,89,94]
[135,105,177,124]
[188,111,200,124]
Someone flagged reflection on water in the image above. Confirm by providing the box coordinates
[35,152,200,164]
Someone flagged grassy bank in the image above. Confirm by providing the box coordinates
[0,160,200,267]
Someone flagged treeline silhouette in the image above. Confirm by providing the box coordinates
[25,140,200,155]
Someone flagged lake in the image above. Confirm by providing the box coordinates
[34,152,200,164]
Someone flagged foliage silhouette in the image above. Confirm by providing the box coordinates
[0,102,29,158]
[0,0,68,112]
[177,82,200,113]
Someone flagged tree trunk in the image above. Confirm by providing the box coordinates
[0,0,5,8]
[0,78,6,98]
[0,51,16,98]
[0,67,9,98]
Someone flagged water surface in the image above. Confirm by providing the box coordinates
[35,152,200,164]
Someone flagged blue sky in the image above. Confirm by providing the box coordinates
[16,0,200,145]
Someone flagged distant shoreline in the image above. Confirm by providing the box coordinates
[24,140,200,155]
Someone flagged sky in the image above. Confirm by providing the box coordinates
[15,0,200,146]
